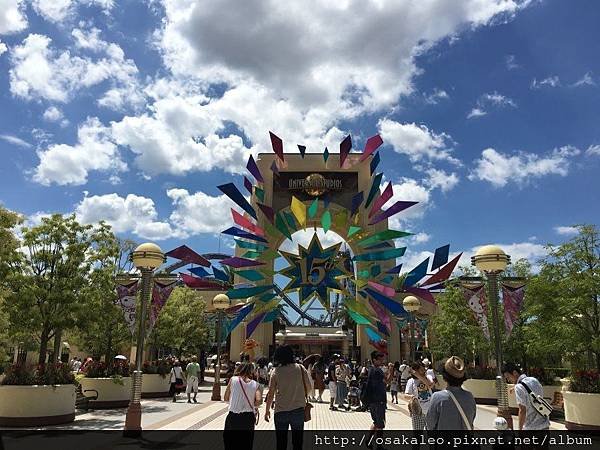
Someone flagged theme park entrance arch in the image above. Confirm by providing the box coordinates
[165,133,461,364]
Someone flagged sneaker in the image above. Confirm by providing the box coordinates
[187,400,191,403]
[193,398,197,403]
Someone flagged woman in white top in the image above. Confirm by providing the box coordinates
[168,361,186,402]
[223,362,262,450]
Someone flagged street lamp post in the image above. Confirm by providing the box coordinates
[403,295,420,362]
[124,243,164,437]
[211,294,230,401]
[472,245,511,425]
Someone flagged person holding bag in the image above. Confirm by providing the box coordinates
[264,345,311,450]
[223,362,262,450]
[168,360,186,403]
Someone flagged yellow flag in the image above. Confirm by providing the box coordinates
[290,196,307,227]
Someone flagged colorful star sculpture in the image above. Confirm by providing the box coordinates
[279,234,350,308]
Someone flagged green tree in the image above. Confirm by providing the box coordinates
[430,281,490,363]
[3,214,99,364]
[521,225,600,370]
[150,286,209,358]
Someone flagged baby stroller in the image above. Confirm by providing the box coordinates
[348,379,361,408]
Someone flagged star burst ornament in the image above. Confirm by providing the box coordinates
[279,234,350,309]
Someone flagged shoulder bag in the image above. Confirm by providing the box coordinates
[447,390,472,431]
[519,380,553,417]
[238,377,260,425]
[300,364,313,422]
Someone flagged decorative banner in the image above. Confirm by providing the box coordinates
[308,198,319,218]
[321,210,332,233]
[348,309,372,325]
[149,280,177,333]
[353,247,406,262]
[368,182,393,218]
[220,257,265,268]
[368,281,395,298]
[165,245,210,267]
[339,135,352,168]
[365,327,383,343]
[236,270,265,282]
[189,266,211,277]
[431,244,450,272]
[218,183,257,220]
[115,281,138,334]
[421,253,462,287]
[263,309,280,322]
[369,201,418,226]
[350,191,364,216]
[279,234,349,308]
[502,283,526,336]
[246,313,267,338]
[333,210,348,230]
[283,211,298,232]
[269,131,284,161]
[212,266,230,282]
[365,173,384,209]
[246,155,264,183]
[231,209,265,236]
[226,285,274,299]
[257,203,275,224]
[345,297,373,317]
[290,196,307,227]
[297,144,306,158]
[275,213,292,240]
[243,176,253,194]
[376,321,390,336]
[222,226,269,243]
[357,229,413,248]
[254,187,265,203]
[181,273,223,289]
[323,147,329,162]
[369,298,392,331]
[403,257,430,287]
[370,151,380,175]
[360,134,383,162]
[235,239,268,251]
[225,303,255,337]
[404,286,436,305]
[464,284,490,340]
[365,288,408,317]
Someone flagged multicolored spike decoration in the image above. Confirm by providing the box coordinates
[164,132,462,346]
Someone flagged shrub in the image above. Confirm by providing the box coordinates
[569,370,600,394]
[81,360,130,378]
[1,363,75,385]
[527,367,560,385]
[142,359,170,377]
[465,365,496,380]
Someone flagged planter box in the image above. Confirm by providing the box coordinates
[79,377,131,408]
[462,379,497,404]
[0,384,75,427]
[563,391,600,430]
[507,383,561,413]
[141,374,170,398]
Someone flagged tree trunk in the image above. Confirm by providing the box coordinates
[104,325,113,363]
[53,329,62,363]
[38,328,50,365]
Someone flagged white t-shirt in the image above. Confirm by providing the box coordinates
[169,366,184,382]
[405,377,433,414]
[228,376,259,413]
[515,374,551,430]
[399,364,411,381]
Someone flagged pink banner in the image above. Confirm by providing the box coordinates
[502,284,526,336]
[116,281,139,334]
[368,298,391,331]
[464,284,490,340]
[149,280,177,333]
[367,281,395,297]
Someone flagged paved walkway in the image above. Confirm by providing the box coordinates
[38,381,566,431]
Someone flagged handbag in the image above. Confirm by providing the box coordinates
[238,377,260,425]
[300,365,313,422]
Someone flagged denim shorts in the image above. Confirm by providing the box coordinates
[369,402,386,428]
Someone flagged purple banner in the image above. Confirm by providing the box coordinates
[464,284,490,340]
[116,281,139,334]
[502,284,526,336]
[149,280,177,333]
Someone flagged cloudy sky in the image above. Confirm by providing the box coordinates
[1,0,599,273]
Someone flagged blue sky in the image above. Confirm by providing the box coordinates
[1,0,599,274]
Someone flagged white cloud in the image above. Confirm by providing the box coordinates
[505,54,519,70]
[33,117,126,185]
[31,0,113,23]
[42,106,63,122]
[0,134,32,148]
[9,33,142,110]
[423,88,449,105]
[554,226,578,236]
[0,40,7,55]
[412,232,431,244]
[531,76,560,89]
[0,0,28,34]
[586,144,600,156]
[572,72,595,87]
[75,192,173,240]
[424,168,459,193]
[467,92,516,119]
[469,145,581,187]
[378,119,459,165]
[386,178,431,230]
[166,188,234,237]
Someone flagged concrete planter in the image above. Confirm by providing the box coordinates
[79,377,131,408]
[462,379,497,404]
[0,384,75,427]
[563,391,600,430]
[141,374,170,398]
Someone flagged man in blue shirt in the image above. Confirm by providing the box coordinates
[502,362,550,430]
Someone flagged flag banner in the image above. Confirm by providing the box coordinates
[255,187,265,203]
[365,327,383,343]
[231,209,265,237]
[345,298,373,317]
[115,281,139,334]
[181,273,223,290]
[386,263,403,274]
[275,212,293,240]
[226,285,274,299]
[464,285,490,340]
[225,303,255,337]
[290,196,307,227]
[502,283,526,336]
[218,183,257,220]
[364,242,394,250]
[367,281,396,298]
[308,198,319,218]
[220,257,265,268]
[403,257,430,287]
[365,288,408,317]
[321,210,332,233]
[368,182,393,218]
[369,298,392,330]
[165,245,210,267]
[369,201,418,226]
[243,176,253,194]
[357,229,413,248]
[376,321,390,336]
[350,191,364,216]
[370,151,381,175]
[333,210,348,230]
[211,266,230,282]
[404,286,436,305]
[246,155,264,183]
[365,173,383,209]
[270,160,280,175]
[323,147,329,162]
[353,247,406,262]
[347,309,372,325]
[149,280,177,333]
[222,226,269,243]
[283,211,298,232]
[188,266,210,278]
[297,144,306,158]
[234,239,268,251]
[257,203,275,224]
[246,313,267,339]
[421,253,462,287]
[269,131,284,161]
[236,269,265,282]
[360,134,383,162]
[263,309,280,322]
[339,135,352,168]
[431,244,450,271]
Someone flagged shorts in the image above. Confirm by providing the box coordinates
[369,402,386,429]
[328,381,337,401]
[186,376,199,394]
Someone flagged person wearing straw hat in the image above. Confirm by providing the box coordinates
[426,356,476,430]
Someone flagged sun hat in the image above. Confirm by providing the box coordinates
[443,356,466,379]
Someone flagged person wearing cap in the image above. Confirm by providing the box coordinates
[426,356,476,430]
